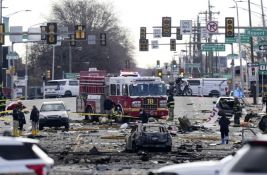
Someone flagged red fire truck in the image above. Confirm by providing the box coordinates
[76,68,169,120]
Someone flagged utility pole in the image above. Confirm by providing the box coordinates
[260,0,266,27]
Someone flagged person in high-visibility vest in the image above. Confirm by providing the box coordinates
[167,93,175,121]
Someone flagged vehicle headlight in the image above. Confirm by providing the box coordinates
[61,113,68,118]
[132,101,141,108]
[159,100,167,107]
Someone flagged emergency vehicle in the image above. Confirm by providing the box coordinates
[76,68,169,120]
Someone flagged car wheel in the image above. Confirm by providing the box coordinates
[64,91,72,97]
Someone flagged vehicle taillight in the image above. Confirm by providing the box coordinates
[26,164,46,175]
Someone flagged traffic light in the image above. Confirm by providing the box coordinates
[46,70,51,79]
[156,60,160,68]
[69,34,76,46]
[0,23,5,45]
[156,69,163,78]
[139,39,149,51]
[176,27,182,40]
[40,26,47,40]
[170,39,176,51]
[47,23,57,44]
[225,17,235,37]
[75,25,86,40]
[140,27,146,39]
[162,17,171,37]
[100,33,107,46]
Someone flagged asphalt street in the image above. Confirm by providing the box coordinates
[0,96,263,175]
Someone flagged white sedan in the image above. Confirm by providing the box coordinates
[148,155,233,175]
[0,136,54,175]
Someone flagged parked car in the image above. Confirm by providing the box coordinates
[39,101,70,131]
[125,123,172,152]
[0,136,54,175]
[221,135,267,175]
[44,79,79,98]
[148,155,233,175]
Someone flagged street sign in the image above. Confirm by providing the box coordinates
[259,45,267,50]
[259,63,267,71]
[180,20,192,35]
[245,29,267,36]
[247,62,259,67]
[153,28,161,38]
[207,21,218,33]
[58,26,69,39]
[88,35,96,45]
[10,26,23,42]
[225,34,250,43]
[201,44,225,52]
[201,27,208,38]
[7,52,19,60]
[151,40,159,49]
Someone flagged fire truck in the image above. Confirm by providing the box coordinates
[76,68,169,121]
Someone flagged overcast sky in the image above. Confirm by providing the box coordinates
[2,0,266,68]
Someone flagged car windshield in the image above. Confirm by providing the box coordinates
[40,103,66,112]
[231,145,267,173]
[129,83,166,96]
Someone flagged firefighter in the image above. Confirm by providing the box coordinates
[18,108,26,136]
[139,109,148,123]
[233,97,242,126]
[218,110,230,144]
[104,96,113,117]
[30,105,39,136]
[11,100,26,136]
[167,93,175,121]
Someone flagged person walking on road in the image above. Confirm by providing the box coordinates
[139,109,148,123]
[30,105,39,136]
[18,108,26,136]
[12,104,20,137]
[218,111,230,144]
[233,97,242,126]
[167,93,175,121]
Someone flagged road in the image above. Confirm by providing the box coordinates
[0,96,260,175]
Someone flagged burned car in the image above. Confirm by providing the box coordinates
[125,123,172,152]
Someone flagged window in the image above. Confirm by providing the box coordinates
[0,143,39,160]
[116,84,120,95]
[231,145,267,173]
[69,80,79,86]
[110,84,116,95]
[187,80,200,86]
[122,84,128,96]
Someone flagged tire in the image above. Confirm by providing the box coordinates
[209,90,220,97]
[64,91,72,97]
[185,88,193,96]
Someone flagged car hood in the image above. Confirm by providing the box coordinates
[153,161,222,175]
[40,111,68,117]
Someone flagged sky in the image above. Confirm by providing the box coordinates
[2,0,266,68]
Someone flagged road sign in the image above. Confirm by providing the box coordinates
[201,44,225,52]
[259,63,267,71]
[207,21,218,33]
[180,20,192,35]
[151,40,159,49]
[201,27,208,38]
[225,34,250,43]
[259,45,267,50]
[88,35,96,45]
[247,62,259,67]
[245,29,267,36]
[7,52,19,60]
[153,28,161,38]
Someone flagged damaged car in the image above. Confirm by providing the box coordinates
[125,123,172,152]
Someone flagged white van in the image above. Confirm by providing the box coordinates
[185,78,228,97]
[44,79,79,98]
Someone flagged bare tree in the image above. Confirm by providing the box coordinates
[28,0,135,85]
